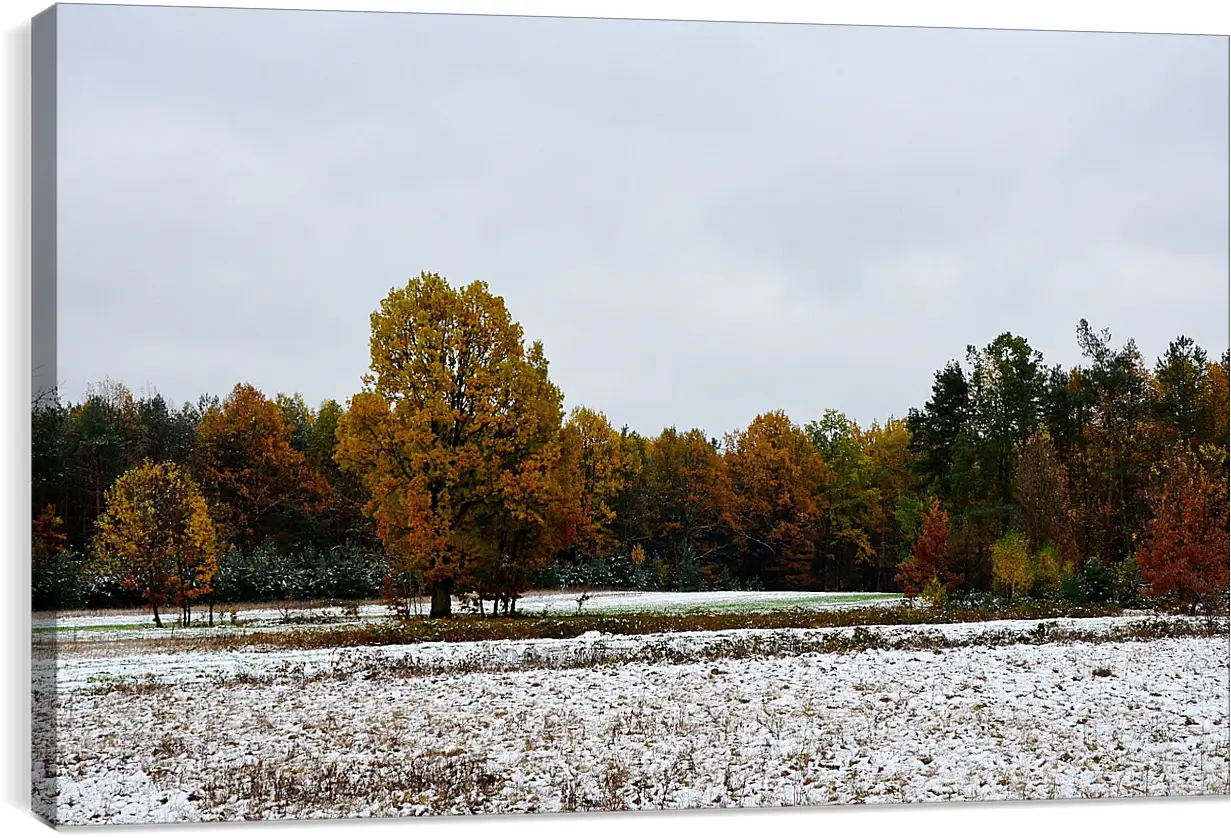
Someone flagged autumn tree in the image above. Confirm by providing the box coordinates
[91,461,218,627]
[1136,449,1230,614]
[990,530,1032,601]
[465,344,577,614]
[896,500,961,599]
[560,406,629,559]
[470,425,579,615]
[1198,353,1230,454]
[806,410,875,589]
[1012,430,1078,565]
[859,417,916,589]
[643,427,730,584]
[32,504,67,557]
[722,411,829,589]
[334,272,571,617]
[193,383,319,552]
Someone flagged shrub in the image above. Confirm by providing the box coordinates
[1030,543,1065,599]
[1057,557,1114,606]
[1084,557,1115,604]
[212,542,387,603]
[991,531,1033,602]
[1113,554,1149,608]
[32,547,89,610]
[1059,571,1087,605]
[950,587,999,610]
[527,560,564,590]
[1080,557,1115,605]
[670,544,705,592]
[921,576,949,607]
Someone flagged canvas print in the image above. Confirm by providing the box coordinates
[30,2,1230,826]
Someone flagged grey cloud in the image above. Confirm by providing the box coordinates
[54,6,1228,436]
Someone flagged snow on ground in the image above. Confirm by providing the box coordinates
[33,591,902,645]
[35,616,1229,824]
[33,605,379,638]
[38,614,1192,694]
[515,590,901,614]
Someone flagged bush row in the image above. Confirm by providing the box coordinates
[528,548,765,593]
[31,543,387,611]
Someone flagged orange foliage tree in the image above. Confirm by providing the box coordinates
[722,411,829,589]
[1198,357,1230,453]
[644,427,730,582]
[1136,450,1230,614]
[193,383,319,551]
[32,504,67,556]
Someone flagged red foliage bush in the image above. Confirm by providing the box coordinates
[896,499,964,598]
[1137,452,1230,614]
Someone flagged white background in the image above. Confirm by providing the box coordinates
[2,2,1229,837]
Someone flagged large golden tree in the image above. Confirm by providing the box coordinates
[335,273,571,617]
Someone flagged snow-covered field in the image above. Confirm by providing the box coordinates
[516,589,901,614]
[33,613,1230,824]
[30,614,1203,694]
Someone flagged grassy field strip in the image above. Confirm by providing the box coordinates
[32,591,904,645]
[38,634,1229,823]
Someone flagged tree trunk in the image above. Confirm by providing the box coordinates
[429,580,453,618]
[152,604,163,629]
[209,600,214,627]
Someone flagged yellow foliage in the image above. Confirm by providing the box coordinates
[1032,543,1066,590]
[921,576,948,607]
[562,406,628,556]
[991,531,1033,601]
[630,544,647,566]
[91,461,218,626]
[32,504,67,555]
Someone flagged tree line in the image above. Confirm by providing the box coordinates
[31,272,1230,619]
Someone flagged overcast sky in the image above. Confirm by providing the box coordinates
[54,4,1228,437]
